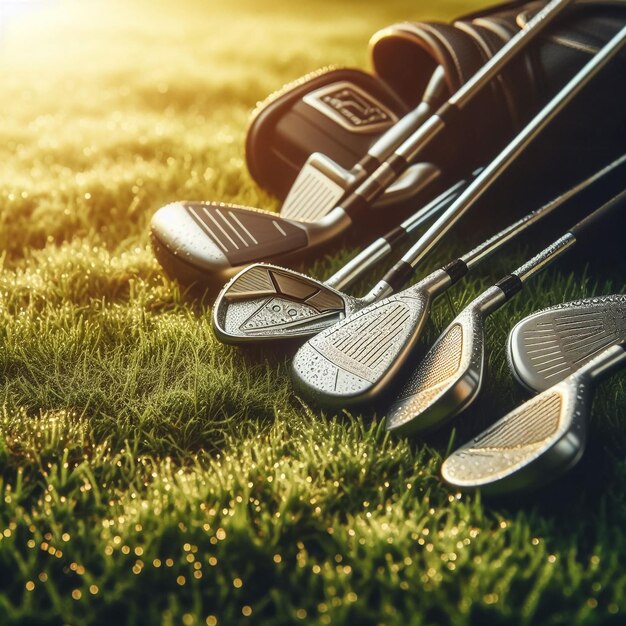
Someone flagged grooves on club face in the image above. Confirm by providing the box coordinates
[212,264,352,343]
[151,200,350,290]
[440,375,590,495]
[291,270,451,407]
[508,295,626,392]
[386,286,505,436]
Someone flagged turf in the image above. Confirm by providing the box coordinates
[1,0,625,624]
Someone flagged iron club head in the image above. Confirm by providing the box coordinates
[507,294,626,392]
[212,264,360,343]
[150,200,350,293]
[386,286,506,436]
[151,164,441,293]
[441,342,626,495]
[291,269,452,407]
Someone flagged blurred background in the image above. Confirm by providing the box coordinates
[1,0,498,259]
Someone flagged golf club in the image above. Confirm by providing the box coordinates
[289,29,626,409]
[441,340,626,495]
[507,295,626,392]
[280,66,448,221]
[386,187,626,436]
[212,177,470,343]
[214,151,623,344]
[151,0,573,290]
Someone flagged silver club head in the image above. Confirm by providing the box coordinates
[291,269,451,407]
[508,295,626,392]
[212,264,357,344]
[386,286,506,436]
[281,154,351,222]
[151,200,350,292]
[281,156,440,221]
[441,342,626,495]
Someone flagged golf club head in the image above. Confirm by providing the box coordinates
[281,153,351,222]
[281,156,441,220]
[386,286,506,436]
[212,264,357,344]
[508,295,626,392]
[440,368,594,496]
[291,270,451,407]
[151,201,349,292]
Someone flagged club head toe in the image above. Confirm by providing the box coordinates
[151,201,231,285]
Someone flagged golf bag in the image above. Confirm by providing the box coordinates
[246,0,626,204]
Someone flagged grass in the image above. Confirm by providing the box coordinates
[0,0,625,624]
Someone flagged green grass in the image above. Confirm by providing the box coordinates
[1,0,625,624]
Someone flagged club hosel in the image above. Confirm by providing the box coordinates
[342,156,409,217]
[578,342,626,383]
[475,284,509,316]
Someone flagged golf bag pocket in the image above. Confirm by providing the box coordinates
[245,67,410,200]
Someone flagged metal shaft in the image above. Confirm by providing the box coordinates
[342,0,574,210]
[459,153,626,269]
[397,25,626,273]
[326,178,467,291]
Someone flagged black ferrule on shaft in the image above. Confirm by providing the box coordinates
[385,153,409,176]
[495,274,523,300]
[382,260,415,291]
[358,153,382,176]
[442,258,468,285]
[384,225,408,248]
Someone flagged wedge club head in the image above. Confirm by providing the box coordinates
[441,342,626,495]
[508,294,626,392]
[291,269,452,407]
[386,286,506,436]
[281,158,440,220]
[212,264,360,343]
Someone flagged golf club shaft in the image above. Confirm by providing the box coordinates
[368,24,626,298]
[458,153,626,269]
[326,176,469,290]
[491,187,626,309]
[355,67,448,176]
[337,0,573,218]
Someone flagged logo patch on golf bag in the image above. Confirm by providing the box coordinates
[303,82,398,133]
